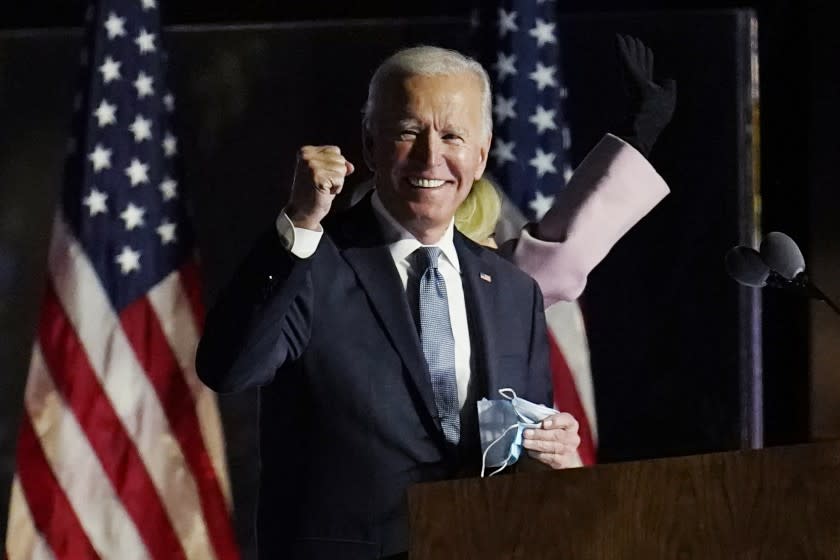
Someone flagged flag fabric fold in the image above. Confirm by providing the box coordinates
[477,0,598,464]
[5,1,240,558]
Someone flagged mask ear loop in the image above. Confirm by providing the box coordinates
[480,424,521,478]
[498,388,517,400]
[500,387,537,424]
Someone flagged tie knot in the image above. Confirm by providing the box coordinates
[416,246,442,271]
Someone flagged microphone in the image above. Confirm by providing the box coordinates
[726,232,840,316]
[760,231,805,280]
[725,246,770,287]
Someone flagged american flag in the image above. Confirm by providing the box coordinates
[476,0,597,465]
[5,1,240,558]
[478,0,573,222]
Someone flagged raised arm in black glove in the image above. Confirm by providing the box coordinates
[615,34,677,158]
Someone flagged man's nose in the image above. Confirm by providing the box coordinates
[410,132,442,167]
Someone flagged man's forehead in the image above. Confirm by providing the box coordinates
[380,73,482,116]
[379,70,479,97]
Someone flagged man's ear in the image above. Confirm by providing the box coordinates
[361,127,376,171]
[474,133,492,181]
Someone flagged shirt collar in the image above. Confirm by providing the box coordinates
[371,190,461,273]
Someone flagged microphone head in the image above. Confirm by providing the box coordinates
[760,231,806,280]
[725,246,770,287]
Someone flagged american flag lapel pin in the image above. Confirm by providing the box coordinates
[480,272,492,283]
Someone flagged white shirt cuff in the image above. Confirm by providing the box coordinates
[275,211,323,259]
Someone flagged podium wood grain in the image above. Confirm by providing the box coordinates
[407,442,840,559]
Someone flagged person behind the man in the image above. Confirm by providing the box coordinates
[346,36,675,309]
[196,46,580,560]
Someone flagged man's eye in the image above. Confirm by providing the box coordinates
[399,130,418,138]
[443,133,464,142]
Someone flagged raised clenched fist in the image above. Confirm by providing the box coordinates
[286,145,355,230]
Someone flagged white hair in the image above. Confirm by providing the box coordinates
[362,45,493,139]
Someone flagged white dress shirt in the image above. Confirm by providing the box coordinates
[276,193,473,408]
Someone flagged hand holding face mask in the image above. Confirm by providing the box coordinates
[478,389,582,476]
[521,411,582,470]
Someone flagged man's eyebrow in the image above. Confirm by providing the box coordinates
[396,118,421,128]
[444,125,469,136]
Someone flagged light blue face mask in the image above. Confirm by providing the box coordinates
[477,388,559,477]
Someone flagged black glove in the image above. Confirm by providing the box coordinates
[615,34,677,158]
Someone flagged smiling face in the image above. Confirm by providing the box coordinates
[364,71,491,244]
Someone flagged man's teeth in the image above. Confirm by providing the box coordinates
[408,178,445,188]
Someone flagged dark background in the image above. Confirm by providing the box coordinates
[2,0,837,555]
[1,0,816,443]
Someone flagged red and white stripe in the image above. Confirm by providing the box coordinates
[6,476,55,560]
[6,218,239,559]
[546,300,598,466]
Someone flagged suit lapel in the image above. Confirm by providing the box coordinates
[455,233,500,399]
[330,198,440,429]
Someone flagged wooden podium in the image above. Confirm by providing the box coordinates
[407,442,840,559]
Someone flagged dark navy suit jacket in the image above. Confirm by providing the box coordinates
[196,195,552,559]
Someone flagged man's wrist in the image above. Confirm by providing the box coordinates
[276,210,323,258]
[285,205,323,231]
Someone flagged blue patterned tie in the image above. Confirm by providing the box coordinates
[416,246,460,444]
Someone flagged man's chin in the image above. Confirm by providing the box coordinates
[381,191,461,230]
[404,207,455,230]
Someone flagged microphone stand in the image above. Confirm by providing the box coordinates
[806,281,840,316]
[766,272,840,316]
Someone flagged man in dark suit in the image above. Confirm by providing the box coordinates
[196,46,580,560]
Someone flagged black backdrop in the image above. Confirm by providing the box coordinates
[168,11,759,464]
[0,11,774,553]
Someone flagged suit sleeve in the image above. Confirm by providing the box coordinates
[526,279,553,407]
[500,133,670,307]
[195,229,315,393]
